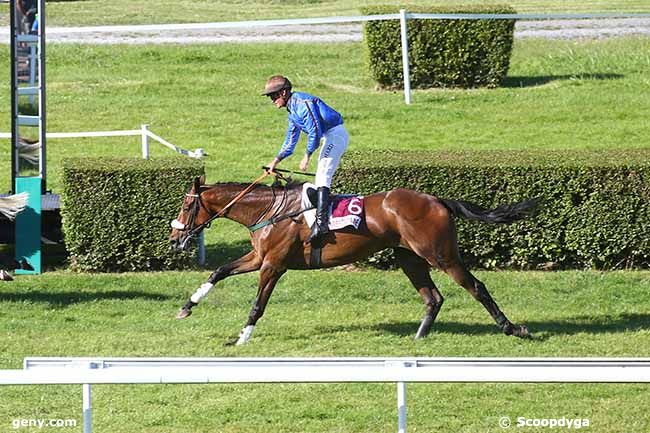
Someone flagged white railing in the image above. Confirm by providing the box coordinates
[35,12,650,34]
[1,357,649,433]
[0,125,206,264]
[0,124,205,160]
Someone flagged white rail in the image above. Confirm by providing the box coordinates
[0,124,205,159]
[1,357,649,433]
[0,125,206,264]
[33,12,650,34]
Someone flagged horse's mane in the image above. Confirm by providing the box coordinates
[199,181,304,194]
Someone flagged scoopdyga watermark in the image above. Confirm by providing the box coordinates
[499,416,590,429]
[11,418,77,429]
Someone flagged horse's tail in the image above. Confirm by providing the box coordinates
[440,197,540,224]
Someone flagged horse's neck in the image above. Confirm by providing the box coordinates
[206,184,299,227]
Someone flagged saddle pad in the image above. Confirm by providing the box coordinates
[301,183,364,231]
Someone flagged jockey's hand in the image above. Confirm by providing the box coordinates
[299,155,310,172]
[266,157,280,174]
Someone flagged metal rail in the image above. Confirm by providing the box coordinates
[1,357,649,433]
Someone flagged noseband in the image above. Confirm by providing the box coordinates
[171,191,215,249]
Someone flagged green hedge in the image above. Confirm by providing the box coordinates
[61,157,204,272]
[332,150,650,270]
[362,5,516,89]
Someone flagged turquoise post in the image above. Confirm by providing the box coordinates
[15,177,41,274]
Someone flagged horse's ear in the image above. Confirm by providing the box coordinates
[193,176,203,192]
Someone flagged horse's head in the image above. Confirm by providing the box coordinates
[170,175,210,251]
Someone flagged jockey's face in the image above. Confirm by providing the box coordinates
[269,89,290,109]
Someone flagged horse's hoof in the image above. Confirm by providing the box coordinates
[175,308,192,320]
[414,315,434,339]
[514,325,533,339]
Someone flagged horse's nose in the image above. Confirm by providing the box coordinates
[170,239,179,250]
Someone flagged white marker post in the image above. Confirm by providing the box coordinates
[399,9,412,105]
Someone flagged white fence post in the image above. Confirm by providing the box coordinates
[141,124,150,159]
[399,9,412,105]
[83,383,92,433]
[397,382,407,433]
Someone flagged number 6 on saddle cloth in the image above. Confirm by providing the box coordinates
[301,183,365,232]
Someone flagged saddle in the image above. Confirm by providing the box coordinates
[301,183,364,232]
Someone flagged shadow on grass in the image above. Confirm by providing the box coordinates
[524,313,650,338]
[503,73,624,88]
[0,290,173,307]
[321,313,650,338]
[1,243,69,272]
[202,240,252,269]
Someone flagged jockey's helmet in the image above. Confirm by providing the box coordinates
[262,75,292,96]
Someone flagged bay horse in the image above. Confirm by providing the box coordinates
[170,173,538,345]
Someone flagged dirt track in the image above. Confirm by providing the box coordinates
[2,18,650,44]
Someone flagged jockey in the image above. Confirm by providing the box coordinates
[263,75,349,245]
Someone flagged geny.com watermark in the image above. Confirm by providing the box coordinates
[499,416,590,429]
[11,418,77,429]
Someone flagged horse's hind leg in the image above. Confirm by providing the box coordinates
[444,263,531,338]
[398,202,530,339]
[394,248,444,339]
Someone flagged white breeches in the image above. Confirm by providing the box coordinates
[315,124,349,188]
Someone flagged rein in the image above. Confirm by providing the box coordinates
[180,172,270,241]
[248,171,312,232]
[247,205,314,232]
[213,172,271,219]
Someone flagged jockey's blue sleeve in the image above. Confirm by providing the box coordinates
[300,98,324,156]
[278,120,300,160]
[276,91,343,160]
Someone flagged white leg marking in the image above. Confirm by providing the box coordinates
[190,282,214,304]
[236,325,255,345]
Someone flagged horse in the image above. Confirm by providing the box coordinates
[169,174,538,345]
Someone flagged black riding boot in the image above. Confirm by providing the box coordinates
[307,186,330,244]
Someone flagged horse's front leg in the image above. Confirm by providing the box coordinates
[233,262,286,345]
[176,250,261,319]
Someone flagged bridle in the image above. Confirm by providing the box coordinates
[171,172,270,249]
[170,190,209,249]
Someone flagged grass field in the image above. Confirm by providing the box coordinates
[2,0,650,27]
[1,270,650,432]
